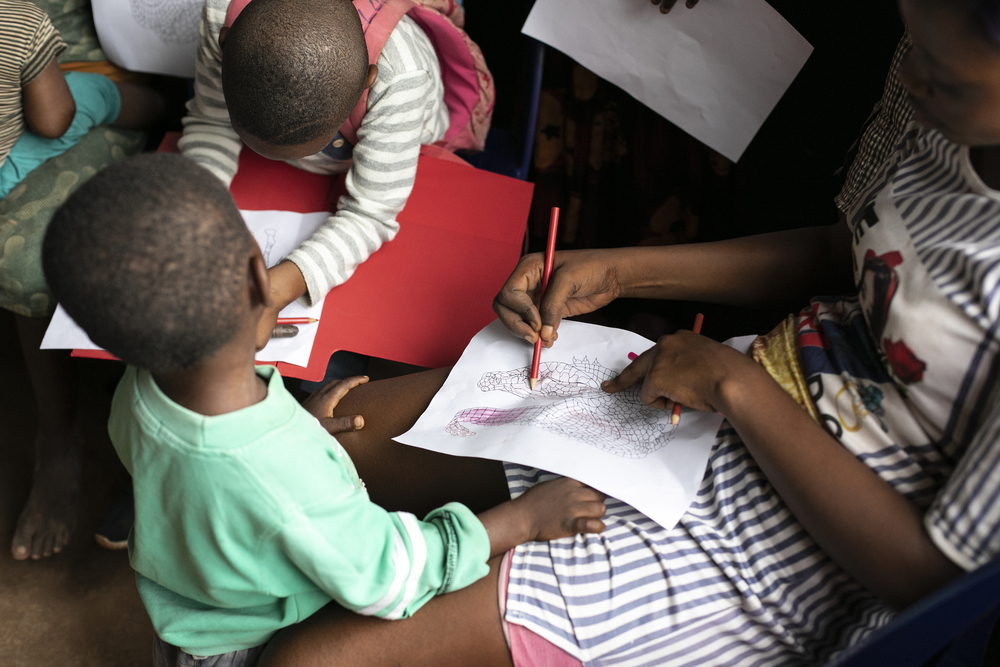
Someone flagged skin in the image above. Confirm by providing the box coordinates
[11,72,166,560]
[231,64,379,351]
[488,0,1000,612]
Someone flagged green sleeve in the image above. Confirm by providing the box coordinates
[276,487,490,620]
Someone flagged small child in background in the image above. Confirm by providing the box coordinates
[41,153,604,665]
[0,0,164,199]
[181,0,492,351]
[2,0,166,561]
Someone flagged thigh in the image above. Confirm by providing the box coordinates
[333,368,511,516]
[258,556,513,667]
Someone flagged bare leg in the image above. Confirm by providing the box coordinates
[332,368,511,516]
[258,556,513,667]
[11,314,80,560]
[111,81,168,130]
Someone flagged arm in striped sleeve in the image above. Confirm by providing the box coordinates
[283,63,431,305]
[177,0,243,186]
[925,388,1000,571]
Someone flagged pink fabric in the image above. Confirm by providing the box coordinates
[498,551,583,667]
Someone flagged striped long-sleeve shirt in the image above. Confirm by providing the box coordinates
[0,0,66,168]
[179,0,448,304]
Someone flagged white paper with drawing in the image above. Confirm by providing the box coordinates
[522,0,812,162]
[397,320,755,531]
[41,210,327,369]
[92,0,202,78]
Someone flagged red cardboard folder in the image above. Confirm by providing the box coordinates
[73,134,533,381]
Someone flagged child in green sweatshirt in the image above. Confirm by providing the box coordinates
[41,152,607,665]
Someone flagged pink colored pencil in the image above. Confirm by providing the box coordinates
[275,317,318,325]
[529,207,560,390]
[671,313,704,425]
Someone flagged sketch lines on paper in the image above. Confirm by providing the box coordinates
[446,357,675,458]
[129,0,202,43]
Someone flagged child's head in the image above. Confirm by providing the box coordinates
[898,0,1000,145]
[221,0,373,161]
[43,153,260,374]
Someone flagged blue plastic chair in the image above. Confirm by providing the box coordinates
[825,557,1000,667]
[463,37,545,182]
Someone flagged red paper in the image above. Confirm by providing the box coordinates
[75,134,533,381]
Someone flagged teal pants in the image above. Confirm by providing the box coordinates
[0,71,121,200]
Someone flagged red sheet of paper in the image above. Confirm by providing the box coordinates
[74,134,533,381]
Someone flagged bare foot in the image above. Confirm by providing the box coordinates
[11,435,81,560]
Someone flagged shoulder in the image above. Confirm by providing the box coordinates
[374,14,437,85]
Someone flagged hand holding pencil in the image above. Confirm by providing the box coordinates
[603,314,755,422]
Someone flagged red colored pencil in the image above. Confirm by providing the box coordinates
[529,207,560,390]
[671,312,704,425]
[275,317,318,325]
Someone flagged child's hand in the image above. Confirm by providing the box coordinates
[479,478,606,557]
[516,478,607,541]
[303,376,369,434]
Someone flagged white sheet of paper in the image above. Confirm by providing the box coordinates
[397,319,755,531]
[522,0,812,162]
[41,210,329,369]
[91,0,202,78]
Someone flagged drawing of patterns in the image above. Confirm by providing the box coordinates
[129,0,202,44]
[446,357,675,458]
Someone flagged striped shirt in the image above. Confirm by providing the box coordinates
[834,33,913,214]
[503,124,1000,666]
[0,0,66,168]
[179,1,448,304]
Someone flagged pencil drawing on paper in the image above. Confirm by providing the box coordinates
[446,357,675,458]
[259,229,278,266]
[129,0,202,44]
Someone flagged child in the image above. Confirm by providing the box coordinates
[40,152,604,665]
[2,0,165,561]
[180,0,492,348]
[250,0,1000,665]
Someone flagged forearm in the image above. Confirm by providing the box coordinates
[178,0,241,185]
[617,221,854,308]
[477,500,531,559]
[718,362,962,608]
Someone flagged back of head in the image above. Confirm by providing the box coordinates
[43,153,255,374]
[222,0,370,147]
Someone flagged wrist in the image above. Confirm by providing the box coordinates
[269,261,307,309]
[713,355,773,417]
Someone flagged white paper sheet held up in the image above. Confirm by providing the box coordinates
[92,0,202,78]
[522,0,812,162]
[41,210,329,369]
[397,320,755,531]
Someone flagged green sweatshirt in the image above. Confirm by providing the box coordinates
[108,366,490,656]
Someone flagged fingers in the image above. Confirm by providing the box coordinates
[659,0,678,13]
[535,271,580,345]
[686,0,699,6]
[494,254,545,342]
[320,375,369,401]
[319,414,365,434]
[572,517,606,534]
[602,350,652,394]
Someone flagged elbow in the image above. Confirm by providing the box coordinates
[28,101,76,139]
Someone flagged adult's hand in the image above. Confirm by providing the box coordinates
[652,0,700,15]
[493,249,627,348]
[603,330,762,413]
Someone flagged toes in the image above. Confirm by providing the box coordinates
[11,540,29,560]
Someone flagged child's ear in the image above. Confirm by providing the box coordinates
[249,252,273,309]
[364,64,378,90]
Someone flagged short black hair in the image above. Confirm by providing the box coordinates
[42,153,255,374]
[222,0,370,146]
